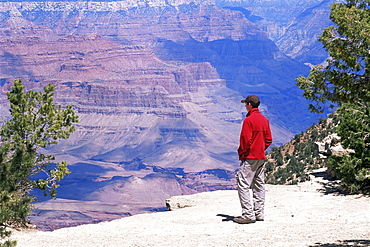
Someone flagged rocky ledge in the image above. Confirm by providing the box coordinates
[11,174,370,247]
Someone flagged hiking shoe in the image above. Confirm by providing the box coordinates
[232,217,256,224]
[255,214,264,221]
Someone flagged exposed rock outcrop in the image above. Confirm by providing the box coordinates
[315,133,355,158]
[315,133,355,178]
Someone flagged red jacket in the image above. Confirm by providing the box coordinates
[238,108,272,160]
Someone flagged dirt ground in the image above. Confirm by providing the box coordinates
[9,174,370,247]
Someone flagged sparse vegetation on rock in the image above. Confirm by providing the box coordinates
[266,115,339,185]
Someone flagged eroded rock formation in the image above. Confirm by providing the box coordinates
[0,0,330,230]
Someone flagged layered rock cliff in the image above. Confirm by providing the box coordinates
[276,0,335,64]
[216,0,324,40]
[0,0,326,132]
[217,0,337,64]
[0,0,331,230]
[0,33,248,230]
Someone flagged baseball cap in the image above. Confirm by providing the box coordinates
[241,95,260,107]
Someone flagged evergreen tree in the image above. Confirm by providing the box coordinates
[295,0,370,193]
[296,0,370,113]
[328,104,370,193]
[0,79,78,245]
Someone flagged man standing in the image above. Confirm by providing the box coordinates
[233,95,273,224]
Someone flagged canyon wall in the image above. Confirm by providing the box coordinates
[0,0,331,230]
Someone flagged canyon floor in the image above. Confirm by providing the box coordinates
[10,172,370,247]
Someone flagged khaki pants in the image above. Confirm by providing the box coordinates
[236,159,266,220]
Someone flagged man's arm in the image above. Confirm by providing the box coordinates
[265,122,273,150]
[238,119,252,158]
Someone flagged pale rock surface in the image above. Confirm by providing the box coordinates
[10,174,370,247]
[315,133,355,158]
[315,134,355,178]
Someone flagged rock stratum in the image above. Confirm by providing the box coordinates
[0,0,333,230]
